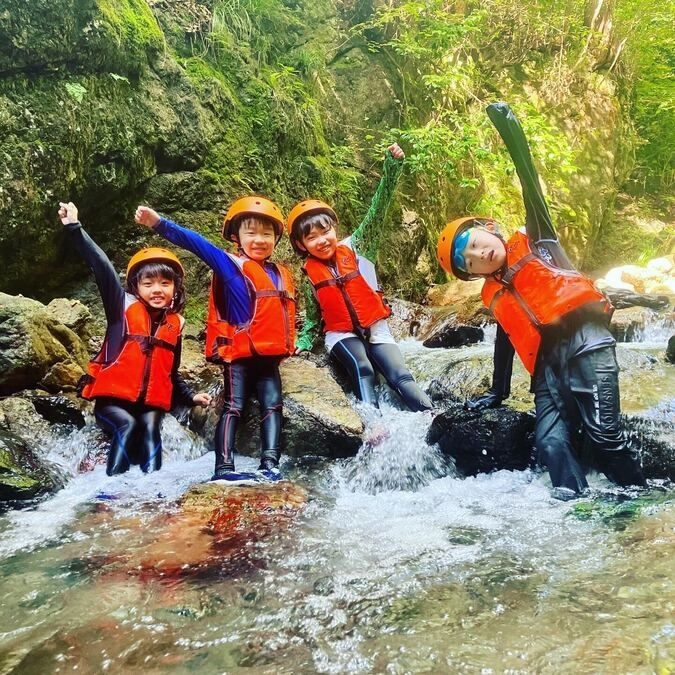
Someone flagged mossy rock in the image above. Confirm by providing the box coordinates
[0,429,61,502]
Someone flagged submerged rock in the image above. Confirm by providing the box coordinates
[96,481,308,580]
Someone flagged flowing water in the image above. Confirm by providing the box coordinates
[1,322,674,674]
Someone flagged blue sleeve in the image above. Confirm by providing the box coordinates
[154,218,252,325]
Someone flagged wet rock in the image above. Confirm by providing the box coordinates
[666,336,675,364]
[623,412,675,481]
[203,357,364,460]
[426,403,536,475]
[422,322,484,349]
[597,258,675,295]
[21,391,86,429]
[0,429,62,503]
[426,279,485,311]
[386,298,436,341]
[0,396,52,441]
[123,481,308,579]
[0,293,89,395]
[609,306,657,342]
[426,402,675,481]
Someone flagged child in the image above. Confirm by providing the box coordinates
[135,197,296,482]
[436,103,646,498]
[59,202,211,476]
[287,144,433,413]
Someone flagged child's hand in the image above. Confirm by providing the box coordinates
[58,201,78,225]
[193,392,212,407]
[387,143,405,161]
[135,205,161,228]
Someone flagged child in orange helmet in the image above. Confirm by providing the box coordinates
[59,202,211,476]
[135,197,296,483]
[286,144,433,413]
[436,103,646,499]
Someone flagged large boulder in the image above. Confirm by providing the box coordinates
[210,357,364,460]
[46,298,94,343]
[426,402,675,481]
[0,293,89,395]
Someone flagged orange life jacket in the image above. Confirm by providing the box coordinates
[206,255,296,363]
[481,231,611,375]
[303,245,391,333]
[80,300,183,411]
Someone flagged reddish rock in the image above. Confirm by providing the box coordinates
[122,481,308,580]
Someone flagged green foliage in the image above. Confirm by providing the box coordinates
[96,0,165,59]
[615,0,675,193]
[64,82,88,103]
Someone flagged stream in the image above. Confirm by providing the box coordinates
[1,324,674,674]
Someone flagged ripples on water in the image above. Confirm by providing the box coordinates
[0,314,674,673]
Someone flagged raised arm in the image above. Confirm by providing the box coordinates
[350,144,405,261]
[486,103,558,243]
[135,206,252,325]
[486,102,577,270]
[59,202,125,326]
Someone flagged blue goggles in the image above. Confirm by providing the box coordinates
[452,228,472,273]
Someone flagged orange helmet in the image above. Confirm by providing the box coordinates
[126,247,184,279]
[437,216,497,281]
[286,200,337,238]
[222,196,284,241]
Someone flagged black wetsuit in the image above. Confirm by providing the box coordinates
[473,103,646,494]
[331,337,433,411]
[65,222,195,476]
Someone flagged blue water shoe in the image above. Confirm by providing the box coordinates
[257,467,284,482]
[210,470,261,485]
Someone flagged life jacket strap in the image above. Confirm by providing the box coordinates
[501,253,536,285]
[127,334,177,354]
[255,289,296,301]
[313,269,360,290]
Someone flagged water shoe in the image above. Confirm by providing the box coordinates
[210,470,261,485]
[257,468,285,482]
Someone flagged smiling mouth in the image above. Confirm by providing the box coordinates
[488,250,494,262]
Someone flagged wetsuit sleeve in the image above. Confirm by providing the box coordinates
[491,324,515,399]
[171,339,197,407]
[486,102,577,271]
[295,277,322,351]
[350,149,404,261]
[153,218,252,325]
[63,221,125,328]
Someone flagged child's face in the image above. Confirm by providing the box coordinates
[460,228,506,276]
[236,219,277,261]
[136,275,175,309]
[299,223,338,260]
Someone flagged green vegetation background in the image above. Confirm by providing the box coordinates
[0,0,673,322]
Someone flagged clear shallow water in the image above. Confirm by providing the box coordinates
[1,322,674,674]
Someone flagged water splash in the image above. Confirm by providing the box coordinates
[335,405,450,494]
